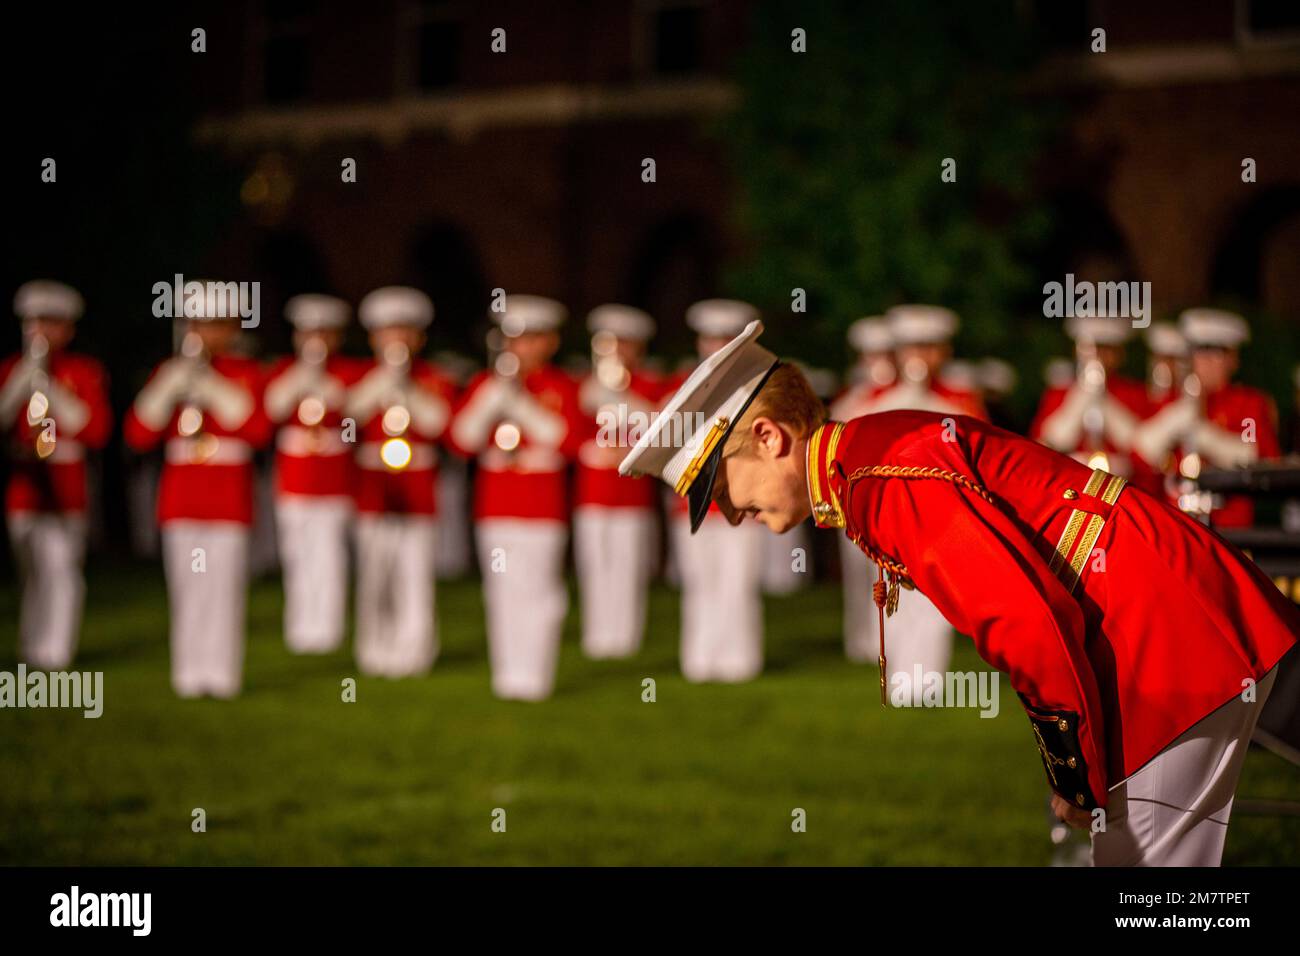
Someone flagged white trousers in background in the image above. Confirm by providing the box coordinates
[671,515,764,683]
[880,576,953,705]
[354,515,437,678]
[761,522,811,595]
[1092,665,1278,867]
[574,506,653,659]
[839,533,876,662]
[476,518,569,701]
[162,521,249,698]
[275,495,352,654]
[8,511,87,670]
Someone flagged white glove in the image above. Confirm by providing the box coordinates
[41,379,91,436]
[505,390,565,447]
[266,361,318,423]
[403,384,451,438]
[1194,421,1259,468]
[1132,398,1198,466]
[449,377,512,451]
[0,359,38,421]
[189,370,254,431]
[1038,384,1092,452]
[132,358,198,431]
[344,365,404,423]
[1100,395,1140,452]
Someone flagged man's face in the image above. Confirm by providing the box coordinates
[711,417,812,533]
[369,325,424,356]
[1191,347,1237,392]
[896,342,949,380]
[26,317,75,351]
[295,328,343,355]
[190,319,240,354]
[696,335,731,359]
[506,330,558,374]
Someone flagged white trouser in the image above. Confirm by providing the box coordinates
[839,533,876,662]
[761,522,811,595]
[275,495,352,653]
[671,515,764,683]
[354,515,437,678]
[1092,665,1279,867]
[476,518,569,701]
[882,580,953,705]
[574,506,653,659]
[8,511,87,670]
[162,521,249,698]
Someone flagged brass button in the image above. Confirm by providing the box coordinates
[1063,489,1079,500]
[814,501,833,518]
[1066,756,1077,769]
[1057,718,1069,732]
[1075,793,1086,807]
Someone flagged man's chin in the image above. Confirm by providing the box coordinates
[763,514,798,534]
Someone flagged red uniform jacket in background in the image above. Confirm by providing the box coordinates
[352,358,456,516]
[123,356,271,525]
[1030,375,1162,496]
[1143,383,1281,528]
[809,411,1299,810]
[264,354,367,500]
[1,351,112,514]
[448,366,584,523]
[575,368,668,510]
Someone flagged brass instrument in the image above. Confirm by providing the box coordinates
[175,331,220,464]
[1172,371,1212,522]
[1077,337,1110,473]
[378,341,414,471]
[23,326,56,460]
[489,328,522,455]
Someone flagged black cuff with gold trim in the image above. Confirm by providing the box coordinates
[1019,696,1099,811]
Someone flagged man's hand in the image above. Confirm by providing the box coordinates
[1051,793,1092,829]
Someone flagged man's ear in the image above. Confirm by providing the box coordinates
[751,416,790,459]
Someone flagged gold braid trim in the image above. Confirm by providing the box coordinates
[845,464,998,707]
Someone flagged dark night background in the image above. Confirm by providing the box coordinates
[6,0,1300,561]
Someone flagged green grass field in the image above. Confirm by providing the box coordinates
[2,561,1297,865]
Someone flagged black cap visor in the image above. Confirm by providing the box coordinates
[685,360,781,533]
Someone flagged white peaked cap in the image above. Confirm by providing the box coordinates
[1179,308,1248,349]
[847,316,892,354]
[15,280,84,322]
[1145,321,1187,358]
[686,299,759,338]
[493,294,566,335]
[619,320,779,533]
[285,293,351,332]
[359,286,433,331]
[886,304,958,345]
[1065,315,1132,346]
[977,357,1017,395]
[587,304,655,342]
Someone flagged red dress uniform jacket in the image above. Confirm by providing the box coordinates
[575,368,668,510]
[1146,384,1281,528]
[448,366,584,522]
[352,358,455,516]
[1,351,112,515]
[808,411,1299,811]
[1031,376,1161,495]
[265,355,367,499]
[124,356,271,525]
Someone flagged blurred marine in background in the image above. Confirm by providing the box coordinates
[0,281,111,669]
[124,286,270,698]
[264,294,362,654]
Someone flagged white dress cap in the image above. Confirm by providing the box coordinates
[286,293,351,332]
[493,294,566,336]
[359,286,434,331]
[1179,308,1248,349]
[619,319,778,532]
[886,305,959,346]
[847,316,892,354]
[587,304,655,342]
[15,280,84,322]
[1144,321,1187,358]
[686,299,759,338]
